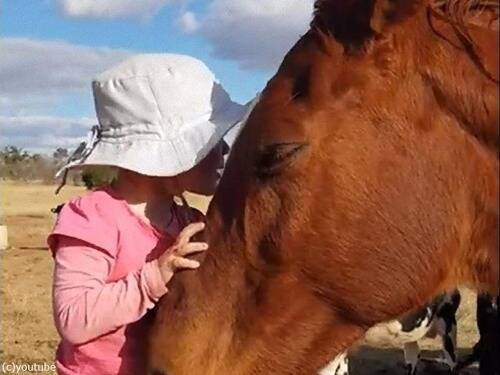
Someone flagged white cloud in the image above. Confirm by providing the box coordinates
[0,38,132,152]
[177,11,200,33]
[0,95,67,118]
[57,0,173,19]
[0,38,132,98]
[1,2,316,152]
[0,115,94,153]
[57,0,314,71]
[1,116,94,137]
[186,0,314,71]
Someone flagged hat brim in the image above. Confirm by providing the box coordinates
[57,100,248,177]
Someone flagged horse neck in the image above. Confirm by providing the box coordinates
[158,230,252,372]
[172,235,364,374]
[155,219,357,375]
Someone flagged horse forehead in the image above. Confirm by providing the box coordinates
[250,31,435,139]
[259,60,367,117]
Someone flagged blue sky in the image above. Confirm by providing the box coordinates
[1,0,313,153]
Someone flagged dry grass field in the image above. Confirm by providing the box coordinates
[1,182,480,374]
[1,182,86,371]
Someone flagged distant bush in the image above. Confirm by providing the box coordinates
[0,146,81,185]
[81,166,116,190]
[0,146,118,189]
[0,146,57,183]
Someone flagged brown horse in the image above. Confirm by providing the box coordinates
[148,0,499,374]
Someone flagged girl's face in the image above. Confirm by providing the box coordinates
[173,140,230,196]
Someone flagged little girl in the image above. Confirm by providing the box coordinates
[47,54,247,374]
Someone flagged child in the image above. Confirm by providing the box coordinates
[47,54,247,374]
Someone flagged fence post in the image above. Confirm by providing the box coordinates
[0,225,8,250]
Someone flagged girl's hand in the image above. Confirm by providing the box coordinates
[157,222,207,285]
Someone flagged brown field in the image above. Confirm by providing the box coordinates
[1,182,479,374]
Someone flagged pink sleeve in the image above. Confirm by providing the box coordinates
[48,196,118,257]
[52,236,168,346]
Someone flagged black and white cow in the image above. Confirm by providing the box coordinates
[455,293,499,375]
[320,290,461,375]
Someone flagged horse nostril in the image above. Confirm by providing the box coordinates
[149,369,167,375]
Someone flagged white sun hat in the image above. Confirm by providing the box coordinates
[56,53,247,179]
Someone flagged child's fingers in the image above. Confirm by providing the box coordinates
[178,242,208,256]
[177,222,205,245]
[171,256,201,270]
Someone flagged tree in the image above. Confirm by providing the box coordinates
[53,148,69,161]
[0,146,57,181]
[2,146,29,164]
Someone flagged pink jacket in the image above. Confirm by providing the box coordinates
[48,187,202,374]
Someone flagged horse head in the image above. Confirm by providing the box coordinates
[149,1,499,374]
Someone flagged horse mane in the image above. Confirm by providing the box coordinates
[311,0,499,82]
[430,0,499,41]
[429,0,499,82]
[430,0,499,26]
[311,0,421,43]
[311,0,498,36]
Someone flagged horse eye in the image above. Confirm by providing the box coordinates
[255,142,307,179]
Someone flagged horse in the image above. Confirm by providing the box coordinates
[148,1,499,374]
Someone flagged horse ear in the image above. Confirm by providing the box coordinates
[312,0,423,48]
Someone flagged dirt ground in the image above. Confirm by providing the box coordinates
[0,182,480,374]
